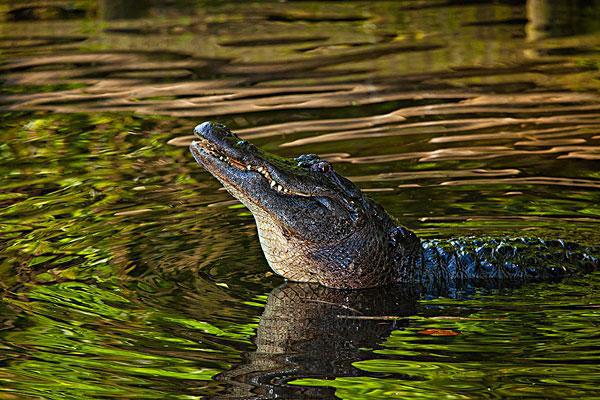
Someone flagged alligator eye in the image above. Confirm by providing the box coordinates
[312,161,331,173]
[296,154,319,163]
[236,140,248,147]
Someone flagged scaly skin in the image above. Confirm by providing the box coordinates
[190,122,598,289]
[418,237,598,292]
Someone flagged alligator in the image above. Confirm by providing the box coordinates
[190,121,598,290]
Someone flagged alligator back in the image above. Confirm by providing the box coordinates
[417,237,599,292]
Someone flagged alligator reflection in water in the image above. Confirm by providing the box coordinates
[214,283,417,399]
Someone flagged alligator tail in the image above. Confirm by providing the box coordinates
[417,237,599,291]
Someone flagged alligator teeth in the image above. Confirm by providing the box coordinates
[208,153,294,195]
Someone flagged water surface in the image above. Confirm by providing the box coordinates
[1,1,600,399]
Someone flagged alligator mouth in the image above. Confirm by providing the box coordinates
[191,136,307,196]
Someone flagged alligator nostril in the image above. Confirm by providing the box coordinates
[194,121,213,135]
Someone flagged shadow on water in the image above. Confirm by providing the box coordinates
[1,0,600,399]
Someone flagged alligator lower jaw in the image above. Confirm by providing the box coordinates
[192,138,307,196]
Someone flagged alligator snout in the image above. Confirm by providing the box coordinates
[194,121,237,142]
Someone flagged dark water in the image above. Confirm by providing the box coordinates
[1,1,600,399]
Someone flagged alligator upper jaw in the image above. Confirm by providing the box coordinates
[190,121,310,198]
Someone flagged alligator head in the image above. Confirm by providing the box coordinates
[190,121,420,288]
